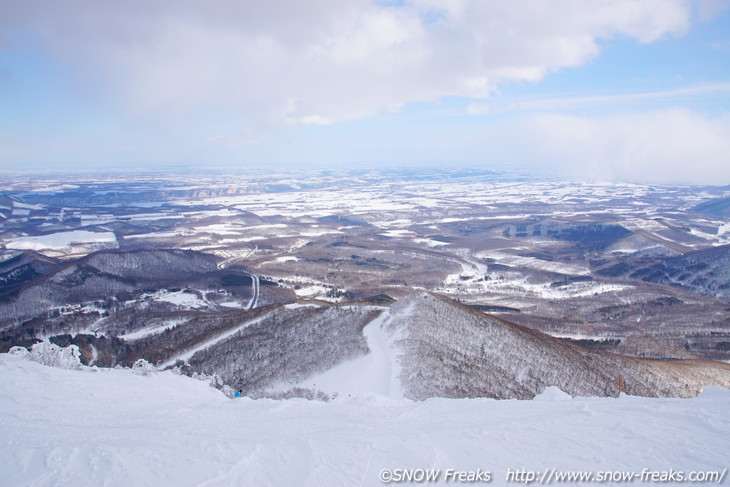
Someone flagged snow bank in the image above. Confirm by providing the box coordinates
[1,353,729,487]
[0,354,730,487]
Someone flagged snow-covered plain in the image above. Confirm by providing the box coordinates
[2,352,729,487]
[2,230,117,251]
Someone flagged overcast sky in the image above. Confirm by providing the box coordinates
[1,0,730,183]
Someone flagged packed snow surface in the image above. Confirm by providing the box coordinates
[1,352,729,487]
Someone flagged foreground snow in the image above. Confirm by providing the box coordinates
[1,353,728,487]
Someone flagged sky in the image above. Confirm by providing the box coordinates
[1,0,730,184]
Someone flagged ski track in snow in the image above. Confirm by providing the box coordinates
[1,353,729,487]
[119,318,188,341]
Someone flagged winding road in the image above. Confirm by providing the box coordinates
[216,245,260,310]
[246,273,259,310]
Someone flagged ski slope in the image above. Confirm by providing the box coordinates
[1,352,729,487]
[292,310,402,397]
[158,314,269,369]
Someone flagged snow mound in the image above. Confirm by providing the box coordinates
[698,386,730,399]
[8,346,29,356]
[534,386,573,401]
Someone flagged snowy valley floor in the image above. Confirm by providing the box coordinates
[1,353,728,487]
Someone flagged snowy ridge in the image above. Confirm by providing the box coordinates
[383,293,730,400]
[1,353,729,487]
[275,293,730,401]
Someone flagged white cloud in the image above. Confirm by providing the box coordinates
[464,102,493,116]
[464,83,730,114]
[709,39,730,50]
[4,0,729,184]
[499,109,730,184]
[0,0,707,124]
